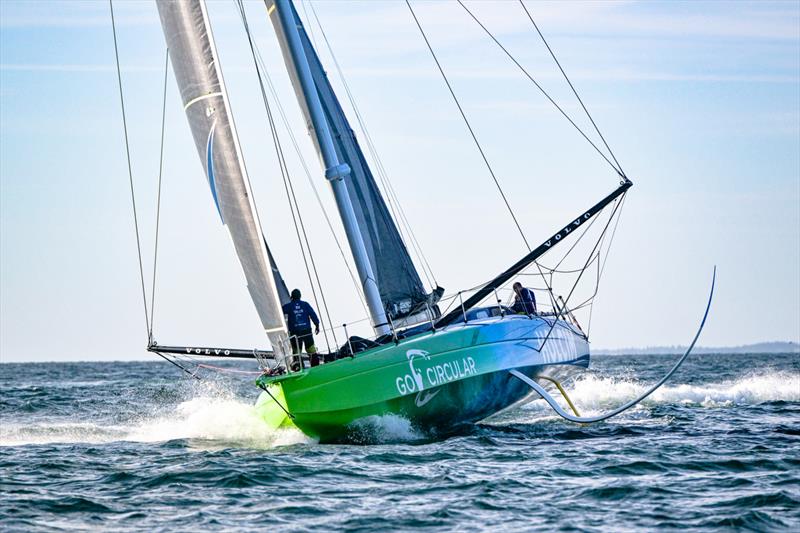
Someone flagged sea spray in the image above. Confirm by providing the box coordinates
[125,395,310,448]
[522,370,800,417]
[2,356,798,531]
[347,414,424,444]
[0,377,311,448]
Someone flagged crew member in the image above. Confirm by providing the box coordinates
[512,282,537,315]
[282,289,321,368]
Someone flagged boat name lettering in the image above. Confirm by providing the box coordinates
[396,349,477,396]
[185,347,231,356]
[544,212,592,248]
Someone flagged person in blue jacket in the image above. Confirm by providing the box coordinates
[512,282,537,315]
[283,288,321,368]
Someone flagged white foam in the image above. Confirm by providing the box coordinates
[3,371,797,446]
[0,391,311,448]
[126,395,310,448]
[348,413,423,443]
[524,370,800,416]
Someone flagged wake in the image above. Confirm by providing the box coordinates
[3,370,797,447]
[0,388,311,448]
[524,370,800,417]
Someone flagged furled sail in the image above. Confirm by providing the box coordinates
[157,0,288,351]
[265,0,431,320]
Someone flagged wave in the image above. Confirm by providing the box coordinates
[3,370,797,447]
[0,388,311,448]
[347,413,424,444]
[524,370,800,416]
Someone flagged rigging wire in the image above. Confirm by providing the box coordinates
[110,0,150,338]
[539,195,621,334]
[512,195,624,340]
[456,0,624,178]
[519,251,601,276]
[518,0,626,178]
[586,193,627,334]
[308,1,438,289]
[405,0,531,252]
[153,351,202,381]
[149,48,169,342]
[305,3,406,266]
[548,206,616,322]
[538,193,626,348]
[236,0,336,352]
[517,207,603,315]
[245,10,369,317]
[529,260,558,314]
[548,202,605,273]
[452,1,633,320]
[300,0,320,51]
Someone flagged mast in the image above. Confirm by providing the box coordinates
[269,0,390,335]
[156,0,289,354]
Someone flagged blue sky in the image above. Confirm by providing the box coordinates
[1,0,798,362]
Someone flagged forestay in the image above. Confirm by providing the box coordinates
[265,0,429,320]
[157,0,288,352]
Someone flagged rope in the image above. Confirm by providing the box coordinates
[538,193,626,348]
[523,253,601,278]
[519,255,600,275]
[587,193,627,334]
[527,201,605,312]
[236,0,335,352]
[405,0,531,252]
[110,0,150,338]
[153,351,201,381]
[548,202,604,273]
[540,201,620,335]
[149,48,169,342]
[309,1,438,289]
[433,194,614,326]
[256,382,295,420]
[197,363,262,375]
[457,0,624,178]
[519,0,626,178]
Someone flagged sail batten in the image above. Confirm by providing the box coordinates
[157,0,288,353]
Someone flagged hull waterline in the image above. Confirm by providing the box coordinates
[256,315,588,442]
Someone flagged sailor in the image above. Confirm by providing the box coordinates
[282,289,321,368]
[512,282,537,315]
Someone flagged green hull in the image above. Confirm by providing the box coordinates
[255,315,588,442]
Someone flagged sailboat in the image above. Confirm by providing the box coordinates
[116,0,713,443]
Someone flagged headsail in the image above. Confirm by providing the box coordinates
[157,0,288,352]
[265,0,432,320]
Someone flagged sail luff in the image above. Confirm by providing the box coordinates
[157,0,288,353]
[270,0,391,334]
[265,0,431,325]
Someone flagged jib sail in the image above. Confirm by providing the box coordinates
[266,0,431,320]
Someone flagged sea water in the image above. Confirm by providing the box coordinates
[1,353,798,531]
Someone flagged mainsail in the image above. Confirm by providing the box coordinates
[265,0,430,320]
[157,0,288,352]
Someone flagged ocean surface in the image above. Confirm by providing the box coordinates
[1,353,798,532]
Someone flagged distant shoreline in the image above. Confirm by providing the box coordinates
[593,341,800,355]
